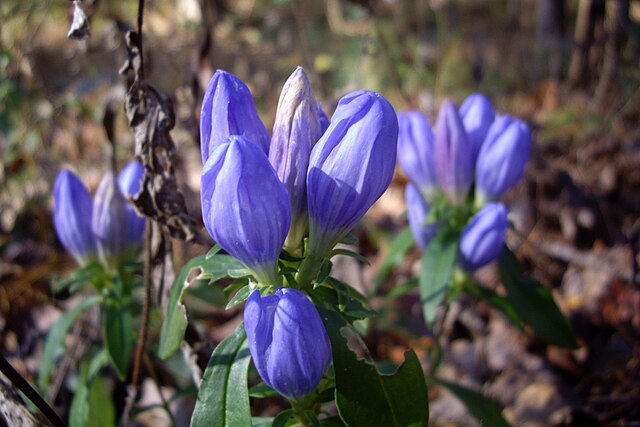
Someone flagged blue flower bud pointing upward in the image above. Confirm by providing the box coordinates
[53,170,95,264]
[244,288,332,400]
[397,111,438,201]
[460,93,495,164]
[92,171,129,267]
[475,115,532,203]
[306,90,398,257]
[269,67,321,253]
[433,99,473,205]
[200,70,270,163]
[201,136,291,285]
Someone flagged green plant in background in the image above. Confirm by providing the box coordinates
[41,162,145,426]
[373,92,579,425]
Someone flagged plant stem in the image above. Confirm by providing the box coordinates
[295,253,323,290]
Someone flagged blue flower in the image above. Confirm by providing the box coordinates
[459,202,509,271]
[244,288,332,400]
[201,136,291,285]
[405,183,440,250]
[268,67,322,252]
[53,170,96,263]
[459,93,495,164]
[117,161,146,246]
[92,172,129,266]
[317,103,330,135]
[433,99,473,205]
[475,115,531,202]
[306,90,398,256]
[397,111,438,201]
[200,70,269,163]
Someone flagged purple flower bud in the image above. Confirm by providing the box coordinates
[433,99,473,205]
[307,90,398,256]
[53,170,95,263]
[92,172,129,266]
[397,111,438,200]
[269,67,321,252]
[317,103,330,135]
[200,70,269,163]
[459,93,495,162]
[201,136,291,285]
[117,161,146,246]
[475,115,531,202]
[459,202,509,271]
[244,288,331,400]
[405,183,440,250]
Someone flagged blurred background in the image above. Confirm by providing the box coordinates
[1,0,639,425]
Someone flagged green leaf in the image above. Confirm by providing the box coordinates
[104,299,133,379]
[206,244,222,259]
[225,285,252,309]
[316,259,333,284]
[373,227,415,293]
[419,230,458,327]
[271,410,293,427]
[314,279,377,320]
[340,233,359,245]
[69,350,110,427]
[437,379,511,427]
[192,323,252,427]
[250,417,274,427]
[330,248,371,265]
[158,253,245,359]
[498,248,579,348]
[51,261,104,294]
[317,306,429,427]
[158,255,205,359]
[39,295,101,392]
[86,376,115,427]
[248,382,278,398]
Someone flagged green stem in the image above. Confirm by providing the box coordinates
[290,393,317,427]
[294,253,323,290]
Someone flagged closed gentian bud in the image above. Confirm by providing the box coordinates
[244,288,332,400]
[53,170,95,263]
[200,70,270,163]
[201,136,291,285]
[307,90,398,257]
[269,67,321,253]
[459,93,495,163]
[117,161,146,246]
[433,99,473,205]
[397,111,438,201]
[317,103,330,135]
[405,183,439,250]
[92,172,129,266]
[475,115,531,203]
[459,202,509,271]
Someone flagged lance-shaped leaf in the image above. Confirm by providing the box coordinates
[317,306,429,427]
[436,379,511,427]
[420,229,458,326]
[191,323,251,427]
[158,253,245,359]
[498,247,578,348]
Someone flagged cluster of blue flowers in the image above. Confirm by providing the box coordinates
[53,161,146,267]
[398,94,531,270]
[199,67,399,400]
